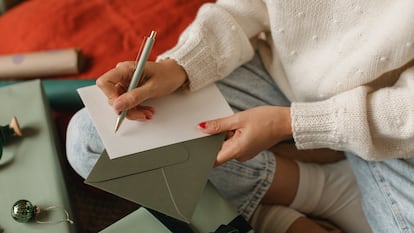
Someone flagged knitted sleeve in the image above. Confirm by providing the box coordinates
[157,0,269,91]
[292,65,414,160]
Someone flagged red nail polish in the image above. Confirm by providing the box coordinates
[145,114,153,120]
[198,122,207,129]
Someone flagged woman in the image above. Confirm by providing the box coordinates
[67,0,414,232]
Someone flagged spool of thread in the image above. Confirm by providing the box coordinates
[0,48,86,79]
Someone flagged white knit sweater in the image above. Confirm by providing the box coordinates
[158,0,414,160]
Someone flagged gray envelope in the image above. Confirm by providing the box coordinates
[85,133,225,223]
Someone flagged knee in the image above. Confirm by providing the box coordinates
[66,108,103,178]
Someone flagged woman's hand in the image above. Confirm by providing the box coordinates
[96,59,188,120]
[198,106,292,166]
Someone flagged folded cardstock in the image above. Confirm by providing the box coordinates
[78,84,233,159]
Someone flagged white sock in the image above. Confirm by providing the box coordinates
[289,161,325,213]
[290,160,372,233]
[250,204,304,233]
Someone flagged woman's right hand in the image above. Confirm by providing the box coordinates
[96,59,188,121]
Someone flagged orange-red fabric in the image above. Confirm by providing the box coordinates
[0,0,213,79]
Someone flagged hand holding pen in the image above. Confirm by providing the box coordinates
[96,31,189,130]
[114,31,157,132]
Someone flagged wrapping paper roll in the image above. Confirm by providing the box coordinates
[0,48,85,79]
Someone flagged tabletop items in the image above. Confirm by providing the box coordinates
[0,116,22,159]
[11,200,74,225]
[0,80,75,233]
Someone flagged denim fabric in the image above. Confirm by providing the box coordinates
[66,54,290,220]
[347,153,414,233]
[66,108,103,179]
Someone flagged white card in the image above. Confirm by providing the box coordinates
[78,84,233,159]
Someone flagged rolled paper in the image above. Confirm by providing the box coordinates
[0,48,85,79]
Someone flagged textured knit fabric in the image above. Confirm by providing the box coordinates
[157,0,414,161]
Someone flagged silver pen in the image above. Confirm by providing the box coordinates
[114,31,157,133]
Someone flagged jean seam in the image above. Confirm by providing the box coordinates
[240,151,275,220]
[370,162,411,232]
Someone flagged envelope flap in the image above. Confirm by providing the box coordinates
[86,143,189,182]
[85,134,226,223]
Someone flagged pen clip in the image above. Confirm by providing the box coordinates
[134,36,150,86]
[134,36,148,69]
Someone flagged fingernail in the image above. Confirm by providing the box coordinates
[145,114,153,120]
[198,122,207,129]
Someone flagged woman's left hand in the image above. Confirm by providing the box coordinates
[198,106,292,166]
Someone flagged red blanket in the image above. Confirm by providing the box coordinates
[0,0,213,79]
[0,0,214,148]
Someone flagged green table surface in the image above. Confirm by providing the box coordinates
[100,182,256,233]
[0,79,96,110]
[0,80,75,232]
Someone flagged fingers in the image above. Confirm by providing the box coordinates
[97,61,135,104]
[198,114,239,134]
[197,115,249,166]
[198,115,243,166]
[126,105,155,121]
[113,85,152,113]
[97,59,188,123]
[214,132,242,166]
[97,61,156,115]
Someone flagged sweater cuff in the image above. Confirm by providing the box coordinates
[291,99,344,150]
[157,3,255,92]
[157,32,220,91]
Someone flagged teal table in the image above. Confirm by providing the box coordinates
[0,80,75,232]
[0,79,96,110]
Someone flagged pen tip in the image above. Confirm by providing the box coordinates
[114,117,123,133]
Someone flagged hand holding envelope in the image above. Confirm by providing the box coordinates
[78,84,233,222]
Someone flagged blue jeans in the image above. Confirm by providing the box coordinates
[347,154,414,233]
